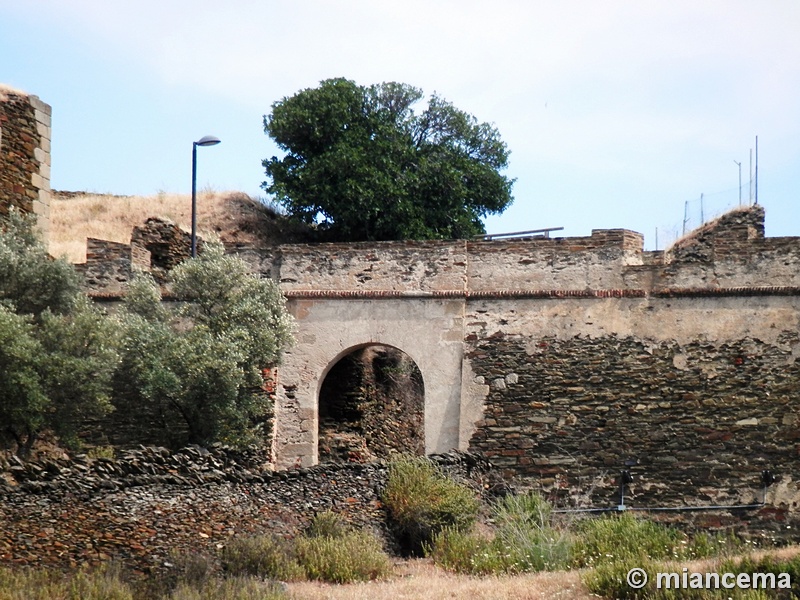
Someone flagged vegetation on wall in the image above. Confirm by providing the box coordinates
[262,78,514,241]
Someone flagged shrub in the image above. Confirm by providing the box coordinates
[491,491,572,572]
[428,527,508,575]
[304,510,348,539]
[113,243,294,448]
[584,556,783,600]
[221,517,391,586]
[429,491,571,575]
[381,456,480,556]
[0,564,134,600]
[294,529,391,583]
[220,535,304,582]
[571,512,688,567]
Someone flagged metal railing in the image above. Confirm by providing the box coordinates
[475,227,564,241]
[553,470,775,514]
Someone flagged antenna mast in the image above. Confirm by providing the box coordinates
[754,135,759,205]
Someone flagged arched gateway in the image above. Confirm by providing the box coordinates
[273,294,470,468]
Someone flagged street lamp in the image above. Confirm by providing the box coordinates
[191,135,221,257]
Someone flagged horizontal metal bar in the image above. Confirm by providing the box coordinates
[476,227,565,240]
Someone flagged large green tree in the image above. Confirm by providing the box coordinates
[262,78,514,241]
[114,242,294,447]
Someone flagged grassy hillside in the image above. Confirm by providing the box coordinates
[49,190,313,263]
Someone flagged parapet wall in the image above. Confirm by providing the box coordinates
[80,205,800,299]
[0,85,51,244]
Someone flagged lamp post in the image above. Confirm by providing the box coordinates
[191,135,221,257]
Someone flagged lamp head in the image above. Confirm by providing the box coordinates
[195,135,221,147]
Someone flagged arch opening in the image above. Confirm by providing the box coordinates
[318,345,424,463]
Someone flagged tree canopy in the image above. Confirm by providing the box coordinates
[0,210,117,455]
[114,242,294,447]
[262,78,514,241]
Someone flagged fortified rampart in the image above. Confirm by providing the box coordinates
[78,206,800,520]
[0,86,51,244]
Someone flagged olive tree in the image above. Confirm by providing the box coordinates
[0,210,117,455]
[114,242,293,447]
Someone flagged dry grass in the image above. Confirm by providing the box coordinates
[0,83,29,100]
[49,190,309,263]
[49,190,226,262]
[285,559,596,600]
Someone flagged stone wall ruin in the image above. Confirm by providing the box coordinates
[0,85,51,244]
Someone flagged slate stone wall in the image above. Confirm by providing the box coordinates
[0,450,489,571]
[465,327,800,532]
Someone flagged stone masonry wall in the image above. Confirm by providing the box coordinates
[463,294,800,533]
[0,85,51,244]
[0,450,489,571]
[70,204,800,537]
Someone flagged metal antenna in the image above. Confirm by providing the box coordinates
[755,135,759,205]
[682,201,689,235]
[734,160,742,205]
[700,193,704,223]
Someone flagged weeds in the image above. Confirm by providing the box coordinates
[221,512,390,584]
[382,456,479,556]
[220,535,304,581]
[295,529,391,583]
[429,491,571,575]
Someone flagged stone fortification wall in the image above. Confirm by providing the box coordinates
[460,206,800,525]
[277,240,468,293]
[81,206,800,300]
[0,450,489,571]
[463,298,800,505]
[0,85,51,244]
[467,229,644,292]
[73,206,800,534]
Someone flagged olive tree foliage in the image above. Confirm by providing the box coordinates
[0,209,81,317]
[114,242,293,447]
[263,78,514,241]
[0,210,118,456]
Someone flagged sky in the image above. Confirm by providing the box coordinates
[1,0,798,249]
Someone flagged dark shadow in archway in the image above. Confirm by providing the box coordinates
[318,345,424,463]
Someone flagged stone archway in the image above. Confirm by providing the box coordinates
[272,297,468,469]
[317,344,425,463]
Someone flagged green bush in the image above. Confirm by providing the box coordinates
[0,210,117,456]
[114,243,293,449]
[571,512,689,567]
[428,527,509,575]
[220,535,304,581]
[491,491,572,572]
[221,520,391,585]
[584,556,786,599]
[304,510,348,539]
[0,565,134,600]
[295,529,391,583]
[429,491,571,575]
[381,456,480,556]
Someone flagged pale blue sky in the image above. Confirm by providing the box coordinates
[2,0,798,248]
